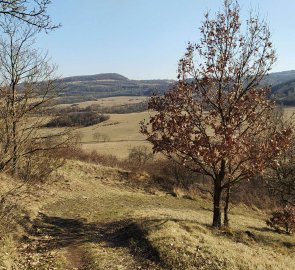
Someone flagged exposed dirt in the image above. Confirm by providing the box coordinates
[20,213,163,269]
[65,245,88,270]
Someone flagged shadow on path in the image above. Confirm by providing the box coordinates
[27,213,101,251]
[24,213,162,268]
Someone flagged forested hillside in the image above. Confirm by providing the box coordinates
[56,73,174,104]
[54,71,295,105]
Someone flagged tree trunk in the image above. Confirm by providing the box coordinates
[12,120,17,176]
[224,183,230,227]
[212,181,222,228]
[11,81,17,176]
[212,160,226,228]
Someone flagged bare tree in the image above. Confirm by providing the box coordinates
[128,145,153,170]
[0,0,59,31]
[141,0,293,228]
[0,17,70,180]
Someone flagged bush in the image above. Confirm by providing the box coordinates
[127,146,153,170]
[266,206,295,234]
[61,146,121,168]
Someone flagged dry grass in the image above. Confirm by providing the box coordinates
[79,111,152,142]
[76,96,147,108]
[82,141,153,159]
[144,219,295,270]
[283,106,295,118]
[68,111,155,158]
[76,106,295,159]
[0,173,45,269]
[20,160,290,269]
[3,101,295,268]
[0,159,294,269]
[43,103,295,160]
[54,96,148,109]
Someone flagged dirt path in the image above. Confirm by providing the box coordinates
[65,245,88,270]
[20,213,162,270]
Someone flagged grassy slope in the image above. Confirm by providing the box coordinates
[75,106,295,159]
[77,111,154,158]
[7,160,294,270]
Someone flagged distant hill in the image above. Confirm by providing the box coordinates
[265,71,295,105]
[54,71,295,105]
[263,70,295,86]
[57,73,174,104]
[62,73,129,83]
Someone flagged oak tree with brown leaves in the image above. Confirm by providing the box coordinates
[141,0,293,228]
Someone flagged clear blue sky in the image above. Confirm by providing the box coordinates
[36,0,295,80]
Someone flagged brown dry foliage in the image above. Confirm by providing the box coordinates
[141,0,293,228]
[266,206,295,234]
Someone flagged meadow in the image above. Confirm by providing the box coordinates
[67,98,295,159]
[1,97,295,269]
[1,159,294,269]
[55,96,147,109]
[41,97,152,158]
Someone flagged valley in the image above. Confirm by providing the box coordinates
[0,1,295,269]
[1,88,295,269]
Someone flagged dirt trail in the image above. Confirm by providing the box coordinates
[65,245,87,270]
[21,212,162,269]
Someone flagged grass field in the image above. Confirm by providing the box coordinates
[2,160,294,269]
[77,96,147,108]
[75,105,295,159]
[55,96,148,109]
[76,111,154,158]
[1,101,295,268]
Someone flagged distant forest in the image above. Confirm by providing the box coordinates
[49,71,295,106]
[53,73,174,105]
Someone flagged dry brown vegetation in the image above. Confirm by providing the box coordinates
[0,157,294,269]
[0,1,294,268]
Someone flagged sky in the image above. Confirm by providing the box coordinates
[36,0,295,80]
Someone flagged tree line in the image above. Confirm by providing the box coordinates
[45,112,110,127]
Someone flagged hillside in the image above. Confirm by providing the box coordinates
[53,70,295,105]
[270,78,295,105]
[2,160,294,269]
[57,73,174,104]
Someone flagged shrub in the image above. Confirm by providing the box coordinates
[266,206,295,234]
[127,146,153,170]
[61,146,121,168]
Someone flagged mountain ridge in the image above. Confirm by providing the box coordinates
[56,70,295,105]
[61,73,130,83]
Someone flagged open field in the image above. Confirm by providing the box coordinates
[73,106,295,159]
[1,160,294,269]
[82,141,152,159]
[73,96,147,109]
[54,96,148,109]
[79,111,151,142]
[75,111,154,158]
[2,103,295,269]
[282,106,295,118]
